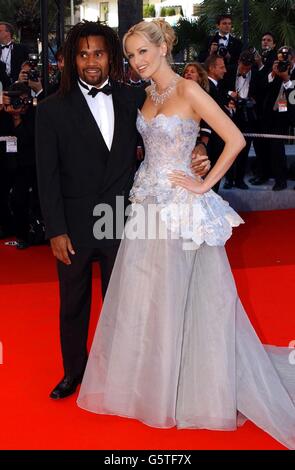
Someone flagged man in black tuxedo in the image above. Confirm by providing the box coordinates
[222,50,260,189]
[198,14,242,66]
[0,22,28,84]
[36,21,146,400]
[36,21,210,400]
[252,47,295,190]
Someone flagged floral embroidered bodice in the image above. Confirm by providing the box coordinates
[129,111,243,247]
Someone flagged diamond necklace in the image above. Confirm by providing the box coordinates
[150,74,180,106]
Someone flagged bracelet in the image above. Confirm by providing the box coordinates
[196,141,207,149]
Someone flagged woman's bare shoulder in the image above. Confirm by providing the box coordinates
[177,77,203,98]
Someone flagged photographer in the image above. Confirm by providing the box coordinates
[0,81,38,248]
[247,34,277,185]
[252,46,295,190]
[18,56,43,101]
[50,46,64,93]
[198,14,242,65]
[0,22,28,84]
[222,50,259,189]
[254,32,277,75]
[198,54,229,192]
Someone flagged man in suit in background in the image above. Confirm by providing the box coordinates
[222,50,260,189]
[255,46,295,190]
[198,54,228,192]
[198,14,242,66]
[0,22,28,84]
[0,60,10,89]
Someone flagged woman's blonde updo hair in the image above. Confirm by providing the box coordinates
[123,19,177,63]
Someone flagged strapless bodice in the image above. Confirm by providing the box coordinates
[129,111,243,247]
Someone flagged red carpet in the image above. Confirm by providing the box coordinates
[0,209,294,450]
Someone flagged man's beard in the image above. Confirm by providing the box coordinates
[82,68,105,86]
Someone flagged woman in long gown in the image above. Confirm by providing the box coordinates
[77,20,295,449]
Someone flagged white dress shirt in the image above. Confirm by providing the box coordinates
[208,76,218,87]
[78,77,114,151]
[0,42,13,76]
[268,67,295,90]
[236,71,251,99]
[218,33,230,47]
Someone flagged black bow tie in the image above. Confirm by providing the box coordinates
[78,78,112,97]
[88,83,112,97]
[218,35,227,40]
[0,44,11,50]
[237,73,247,79]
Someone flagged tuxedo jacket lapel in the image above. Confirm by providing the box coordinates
[102,88,127,186]
[102,84,137,192]
[69,85,110,161]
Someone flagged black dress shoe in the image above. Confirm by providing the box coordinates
[50,374,84,399]
[272,182,287,191]
[250,177,269,186]
[235,181,249,190]
[223,180,233,189]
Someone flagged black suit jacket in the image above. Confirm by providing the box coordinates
[0,60,10,89]
[221,65,260,125]
[200,79,230,165]
[222,65,259,99]
[36,82,145,247]
[262,68,295,128]
[9,43,29,83]
[0,108,35,168]
[198,33,242,65]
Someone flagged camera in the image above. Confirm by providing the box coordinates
[277,46,291,73]
[228,94,257,122]
[236,97,256,109]
[27,53,40,82]
[5,90,33,109]
[217,45,228,58]
[239,50,255,67]
[248,46,257,56]
[261,47,272,65]
[237,97,257,122]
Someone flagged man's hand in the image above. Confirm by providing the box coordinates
[50,234,75,265]
[28,77,42,94]
[0,92,4,111]
[271,61,290,82]
[191,145,211,177]
[209,42,218,55]
[2,93,16,114]
[18,69,29,82]
[254,51,263,69]
[136,145,144,161]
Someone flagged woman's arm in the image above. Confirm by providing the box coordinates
[171,80,246,194]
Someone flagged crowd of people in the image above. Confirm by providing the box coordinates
[0,21,64,248]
